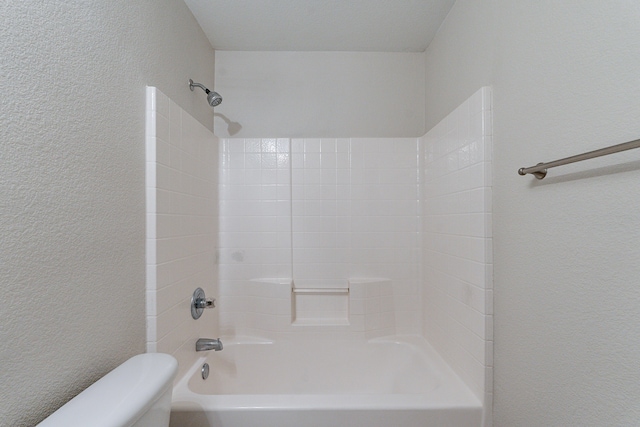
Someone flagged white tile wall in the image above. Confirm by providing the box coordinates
[145,87,219,375]
[350,138,421,334]
[145,86,492,417]
[218,137,292,338]
[291,138,351,288]
[421,87,493,405]
[219,137,420,338]
[351,279,396,339]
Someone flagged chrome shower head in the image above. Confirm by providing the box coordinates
[207,91,223,107]
[189,79,223,107]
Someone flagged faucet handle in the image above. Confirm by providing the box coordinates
[195,297,215,309]
[191,288,216,319]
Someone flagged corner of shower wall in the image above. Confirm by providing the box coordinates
[420,86,493,422]
[145,86,220,379]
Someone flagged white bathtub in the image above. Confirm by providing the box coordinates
[170,336,482,427]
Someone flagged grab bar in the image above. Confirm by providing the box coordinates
[518,138,640,179]
[292,288,349,294]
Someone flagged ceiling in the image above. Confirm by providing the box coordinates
[183,0,457,52]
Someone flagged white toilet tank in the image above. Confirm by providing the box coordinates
[37,353,178,427]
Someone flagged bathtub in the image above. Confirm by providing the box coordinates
[170,336,481,427]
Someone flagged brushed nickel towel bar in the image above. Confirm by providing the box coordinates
[518,138,640,179]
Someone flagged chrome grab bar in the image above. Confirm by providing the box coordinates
[518,138,640,179]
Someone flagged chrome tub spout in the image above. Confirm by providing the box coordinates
[196,338,223,352]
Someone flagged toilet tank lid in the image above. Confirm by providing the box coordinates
[37,353,178,427]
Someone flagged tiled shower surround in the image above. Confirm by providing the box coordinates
[219,137,420,339]
[217,87,492,403]
[145,87,219,372]
[421,87,493,408]
[147,87,492,404]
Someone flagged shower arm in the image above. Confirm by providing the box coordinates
[189,79,210,94]
[189,78,222,107]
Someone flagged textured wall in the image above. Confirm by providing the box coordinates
[424,1,640,425]
[0,2,214,426]
[214,51,426,138]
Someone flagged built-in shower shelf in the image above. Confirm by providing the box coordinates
[292,287,349,294]
[291,285,350,326]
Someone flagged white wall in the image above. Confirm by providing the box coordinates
[424,1,640,425]
[214,51,426,138]
[0,2,214,426]
[145,87,219,380]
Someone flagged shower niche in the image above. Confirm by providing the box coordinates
[291,283,350,326]
[291,279,396,333]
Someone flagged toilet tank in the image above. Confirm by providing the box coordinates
[37,353,178,427]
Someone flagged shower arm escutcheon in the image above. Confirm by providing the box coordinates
[191,287,216,319]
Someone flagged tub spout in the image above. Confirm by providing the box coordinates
[196,338,223,352]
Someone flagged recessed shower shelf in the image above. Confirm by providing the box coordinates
[291,285,350,326]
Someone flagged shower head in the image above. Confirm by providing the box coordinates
[206,91,223,107]
[189,79,223,107]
